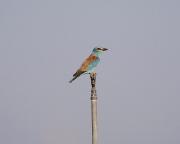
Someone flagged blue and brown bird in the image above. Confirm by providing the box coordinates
[69,47,108,83]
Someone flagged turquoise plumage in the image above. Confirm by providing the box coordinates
[69,47,108,83]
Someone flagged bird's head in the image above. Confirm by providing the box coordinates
[92,47,108,56]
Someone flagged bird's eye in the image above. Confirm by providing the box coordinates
[97,48,101,50]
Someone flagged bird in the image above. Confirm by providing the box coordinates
[69,47,108,83]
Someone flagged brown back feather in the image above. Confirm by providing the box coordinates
[79,54,97,71]
[73,54,97,77]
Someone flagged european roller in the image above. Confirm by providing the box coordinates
[69,47,108,83]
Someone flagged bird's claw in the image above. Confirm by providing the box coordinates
[90,72,96,78]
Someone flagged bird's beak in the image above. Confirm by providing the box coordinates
[102,48,108,51]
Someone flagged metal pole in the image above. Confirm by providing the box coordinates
[90,73,98,144]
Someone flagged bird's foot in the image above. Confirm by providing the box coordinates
[90,72,96,78]
[90,72,96,87]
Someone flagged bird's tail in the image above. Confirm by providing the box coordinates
[69,71,85,83]
[69,76,79,83]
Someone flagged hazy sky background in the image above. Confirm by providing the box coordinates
[0,0,180,144]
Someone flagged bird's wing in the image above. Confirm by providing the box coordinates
[87,56,100,70]
[69,70,85,83]
[70,54,98,83]
[79,54,98,71]
[73,54,98,76]
[73,69,86,77]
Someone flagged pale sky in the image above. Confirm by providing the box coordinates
[0,0,180,144]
